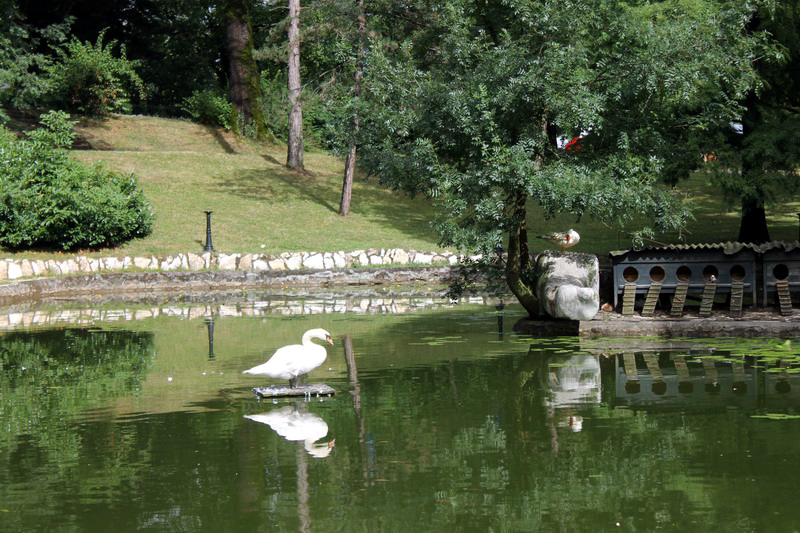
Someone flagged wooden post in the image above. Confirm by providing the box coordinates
[641,282,662,316]
[776,279,793,316]
[622,283,637,316]
[699,280,716,317]
[729,280,744,317]
[670,281,689,317]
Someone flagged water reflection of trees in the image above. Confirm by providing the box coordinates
[0,328,156,529]
[323,337,797,531]
[0,328,154,441]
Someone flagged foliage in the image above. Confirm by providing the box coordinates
[258,69,331,145]
[349,0,762,315]
[44,30,144,115]
[702,0,800,240]
[0,5,73,114]
[182,88,233,130]
[0,110,153,250]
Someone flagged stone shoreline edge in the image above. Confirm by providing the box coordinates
[0,248,462,281]
[1,248,798,338]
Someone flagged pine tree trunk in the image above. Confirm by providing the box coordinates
[339,0,366,216]
[224,0,266,138]
[340,144,356,215]
[287,0,304,170]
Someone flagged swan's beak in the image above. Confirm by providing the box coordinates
[328,439,335,448]
[325,335,334,346]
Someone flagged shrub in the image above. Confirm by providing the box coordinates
[0,110,153,250]
[44,31,145,116]
[182,88,233,129]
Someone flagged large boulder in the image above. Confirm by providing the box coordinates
[534,251,599,321]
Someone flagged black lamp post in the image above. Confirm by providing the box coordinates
[204,211,214,252]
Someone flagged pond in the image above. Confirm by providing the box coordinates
[1,292,800,532]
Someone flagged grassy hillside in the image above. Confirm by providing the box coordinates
[3,114,799,260]
[71,115,445,258]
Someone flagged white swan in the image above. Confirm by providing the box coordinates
[242,328,334,388]
[245,407,335,458]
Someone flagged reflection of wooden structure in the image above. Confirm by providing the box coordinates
[611,351,800,411]
[614,352,757,409]
[611,243,760,316]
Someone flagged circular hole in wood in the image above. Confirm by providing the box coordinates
[702,265,719,280]
[649,266,665,282]
[676,265,692,281]
[623,266,639,282]
[729,264,746,281]
[773,263,790,281]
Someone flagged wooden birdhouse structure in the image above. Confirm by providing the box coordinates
[760,242,800,314]
[610,243,759,317]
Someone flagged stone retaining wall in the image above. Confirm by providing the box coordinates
[0,248,464,281]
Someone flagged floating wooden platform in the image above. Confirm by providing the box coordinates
[252,384,335,399]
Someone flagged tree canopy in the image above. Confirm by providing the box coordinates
[704,0,800,243]
[348,0,763,315]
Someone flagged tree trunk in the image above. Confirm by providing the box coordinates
[224,0,266,138]
[287,0,304,170]
[737,196,771,243]
[339,0,366,216]
[340,145,356,215]
[505,191,540,317]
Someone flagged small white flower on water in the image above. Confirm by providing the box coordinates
[167,377,173,382]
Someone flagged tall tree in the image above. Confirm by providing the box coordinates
[225,0,267,138]
[705,0,800,243]
[339,0,366,216]
[287,0,304,169]
[354,0,760,317]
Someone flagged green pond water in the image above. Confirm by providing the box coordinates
[1,294,800,532]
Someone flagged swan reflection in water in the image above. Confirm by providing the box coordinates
[245,406,335,458]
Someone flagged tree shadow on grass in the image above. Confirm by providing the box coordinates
[208,167,440,245]
[210,168,338,213]
[203,125,237,154]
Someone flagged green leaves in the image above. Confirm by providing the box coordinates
[0,111,153,250]
[44,30,144,116]
[345,0,763,309]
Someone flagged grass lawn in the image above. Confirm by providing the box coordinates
[3,113,799,260]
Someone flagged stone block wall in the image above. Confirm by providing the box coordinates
[0,248,464,281]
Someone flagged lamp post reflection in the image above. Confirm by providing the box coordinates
[205,317,216,360]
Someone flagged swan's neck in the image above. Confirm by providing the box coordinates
[302,331,321,346]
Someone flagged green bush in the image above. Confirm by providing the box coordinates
[44,31,144,116]
[0,110,153,250]
[181,88,233,129]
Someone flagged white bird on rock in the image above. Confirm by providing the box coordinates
[243,328,334,388]
[537,229,580,251]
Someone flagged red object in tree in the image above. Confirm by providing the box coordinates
[565,136,583,151]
